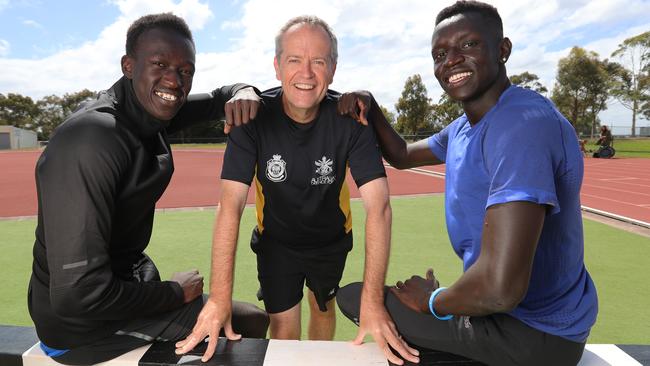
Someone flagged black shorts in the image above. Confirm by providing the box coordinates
[250,228,352,314]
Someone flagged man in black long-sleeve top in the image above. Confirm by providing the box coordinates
[28,13,268,365]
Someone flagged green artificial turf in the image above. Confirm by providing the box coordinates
[586,137,650,158]
[1,196,648,344]
[171,138,650,158]
[171,143,226,150]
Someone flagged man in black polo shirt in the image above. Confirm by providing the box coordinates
[176,15,420,365]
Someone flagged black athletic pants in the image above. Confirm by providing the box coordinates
[337,282,586,366]
[52,296,269,365]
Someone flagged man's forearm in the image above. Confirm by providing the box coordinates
[367,97,410,168]
[168,84,252,133]
[208,208,239,305]
[208,183,249,307]
[433,202,544,316]
[360,197,392,307]
[361,211,391,305]
[433,263,510,316]
[366,95,443,169]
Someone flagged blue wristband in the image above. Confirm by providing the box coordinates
[428,287,453,320]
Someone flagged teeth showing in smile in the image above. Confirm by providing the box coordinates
[448,72,472,83]
[294,83,315,90]
[155,91,178,101]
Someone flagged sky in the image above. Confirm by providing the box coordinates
[1,0,649,132]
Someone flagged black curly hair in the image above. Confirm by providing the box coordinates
[435,1,503,39]
[125,13,194,57]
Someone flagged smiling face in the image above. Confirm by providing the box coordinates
[121,27,195,121]
[274,24,336,123]
[431,13,509,105]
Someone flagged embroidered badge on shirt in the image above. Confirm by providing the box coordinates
[266,154,287,182]
[311,156,335,185]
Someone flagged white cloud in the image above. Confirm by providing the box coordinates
[0,0,8,12]
[0,39,9,57]
[109,0,213,29]
[0,0,648,128]
[0,0,214,98]
[586,24,650,62]
[189,0,447,108]
[564,0,650,29]
[22,19,43,29]
[586,24,650,128]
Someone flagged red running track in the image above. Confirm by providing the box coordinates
[1,149,648,224]
[581,158,650,223]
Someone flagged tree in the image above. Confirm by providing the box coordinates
[35,89,97,140]
[0,93,39,129]
[509,72,548,94]
[35,95,65,141]
[168,119,226,143]
[610,31,650,136]
[585,59,615,138]
[394,74,432,137]
[551,47,611,137]
[60,89,97,116]
[642,70,650,120]
[431,93,463,130]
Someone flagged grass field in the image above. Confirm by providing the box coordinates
[2,196,649,344]
[174,138,650,158]
[585,137,650,158]
[23,138,650,159]
[171,143,226,150]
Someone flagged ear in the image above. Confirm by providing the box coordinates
[499,37,512,64]
[274,56,281,81]
[121,55,134,79]
[329,62,337,84]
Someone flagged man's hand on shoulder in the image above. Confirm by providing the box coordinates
[175,297,241,362]
[224,87,260,134]
[337,90,372,125]
[170,270,204,303]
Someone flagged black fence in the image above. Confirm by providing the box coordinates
[609,125,650,137]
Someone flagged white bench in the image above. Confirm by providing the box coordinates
[19,339,646,366]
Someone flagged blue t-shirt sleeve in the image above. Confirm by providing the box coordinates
[427,124,450,162]
[483,105,561,214]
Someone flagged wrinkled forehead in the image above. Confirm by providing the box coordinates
[282,23,332,49]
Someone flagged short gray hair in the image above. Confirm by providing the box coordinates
[274,15,338,64]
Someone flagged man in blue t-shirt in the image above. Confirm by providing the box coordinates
[337,1,598,365]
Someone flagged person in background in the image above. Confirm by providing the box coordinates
[596,125,613,148]
[592,125,615,157]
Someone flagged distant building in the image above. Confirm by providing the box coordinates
[640,127,650,137]
[0,126,38,150]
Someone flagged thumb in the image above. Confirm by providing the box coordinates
[356,99,369,125]
[223,322,242,341]
[426,268,434,281]
[224,123,232,134]
[352,328,366,345]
